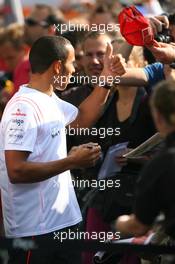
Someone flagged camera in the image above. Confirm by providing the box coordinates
[155,13,175,43]
[155,27,173,43]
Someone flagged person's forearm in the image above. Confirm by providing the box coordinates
[118,68,148,87]
[6,155,75,184]
[71,86,110,128]
[70,49,126,128]
[71,68,145,128]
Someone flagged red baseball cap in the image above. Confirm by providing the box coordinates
[118,6,154,46]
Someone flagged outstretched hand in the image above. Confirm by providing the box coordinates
[146,42,175,64]
[148,15,169,35]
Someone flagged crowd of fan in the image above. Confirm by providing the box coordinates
[1,0,175,263]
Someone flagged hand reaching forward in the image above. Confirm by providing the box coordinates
[100,43,127,85]
[147,42,175,64]
[148,15,169,36]
[68,143,101,169]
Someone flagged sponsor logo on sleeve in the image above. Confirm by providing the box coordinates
[12,119,24,126]
[7,131,24,145]
[51,126,60,138]
[11,108,26,117]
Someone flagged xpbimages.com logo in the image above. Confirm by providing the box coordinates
[53,178,121,190]
[53,229,121,243]
[54,22,120,35]
[53,74,121,87]
[50,125,121,139]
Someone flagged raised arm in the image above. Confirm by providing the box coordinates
[70,43,126,128]
[119,68,148,86]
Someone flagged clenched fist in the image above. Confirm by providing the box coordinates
[100,43,127,85]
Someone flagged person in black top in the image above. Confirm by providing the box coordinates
[61,33,156,169]
[116,79,175,239]
[62,32,156,264]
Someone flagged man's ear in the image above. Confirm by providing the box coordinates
[53,60,61,74]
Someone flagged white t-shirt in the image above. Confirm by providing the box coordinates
[0,85,82,238]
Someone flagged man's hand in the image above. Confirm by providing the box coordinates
[100,43,127,85]
[68,143,101,169]
[164,65,175,80]
[70,44,126,129]
[147,42,175,64]
[148,15,169,35]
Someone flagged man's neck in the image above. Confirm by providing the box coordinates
[28,74,53,96]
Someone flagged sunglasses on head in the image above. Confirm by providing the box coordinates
[25,17,49,28]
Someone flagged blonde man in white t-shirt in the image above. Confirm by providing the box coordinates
[0,35,126,264]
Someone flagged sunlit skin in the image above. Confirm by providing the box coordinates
[27,44,75,96]
[52,44,75,91]
[82,35,112,78]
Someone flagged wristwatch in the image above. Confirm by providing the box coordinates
[98,82,113,90]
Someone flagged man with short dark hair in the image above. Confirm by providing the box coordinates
[0,35,126,264]
[62,31,113,105]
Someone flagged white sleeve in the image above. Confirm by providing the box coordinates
[60,99,78,126]
[2,102,38,152]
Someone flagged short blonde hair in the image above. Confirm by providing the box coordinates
[0,23,24,50]
[128,46,147,68]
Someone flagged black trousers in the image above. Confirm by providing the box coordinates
[8,225,82,264]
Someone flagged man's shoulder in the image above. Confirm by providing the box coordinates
[9,86,41,104]
[143,62,165,89]
[61,86,81,100]
[3,86,43,119]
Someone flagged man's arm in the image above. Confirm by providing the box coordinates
[70,86,111,128]
[112,15,169,88]
[119,68,148,86]
[5,144,101,184]
[70,44,126,128]
[147,42,175,64]
[118,61,165,91]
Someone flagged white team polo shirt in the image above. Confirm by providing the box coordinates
[0,85,82,238]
